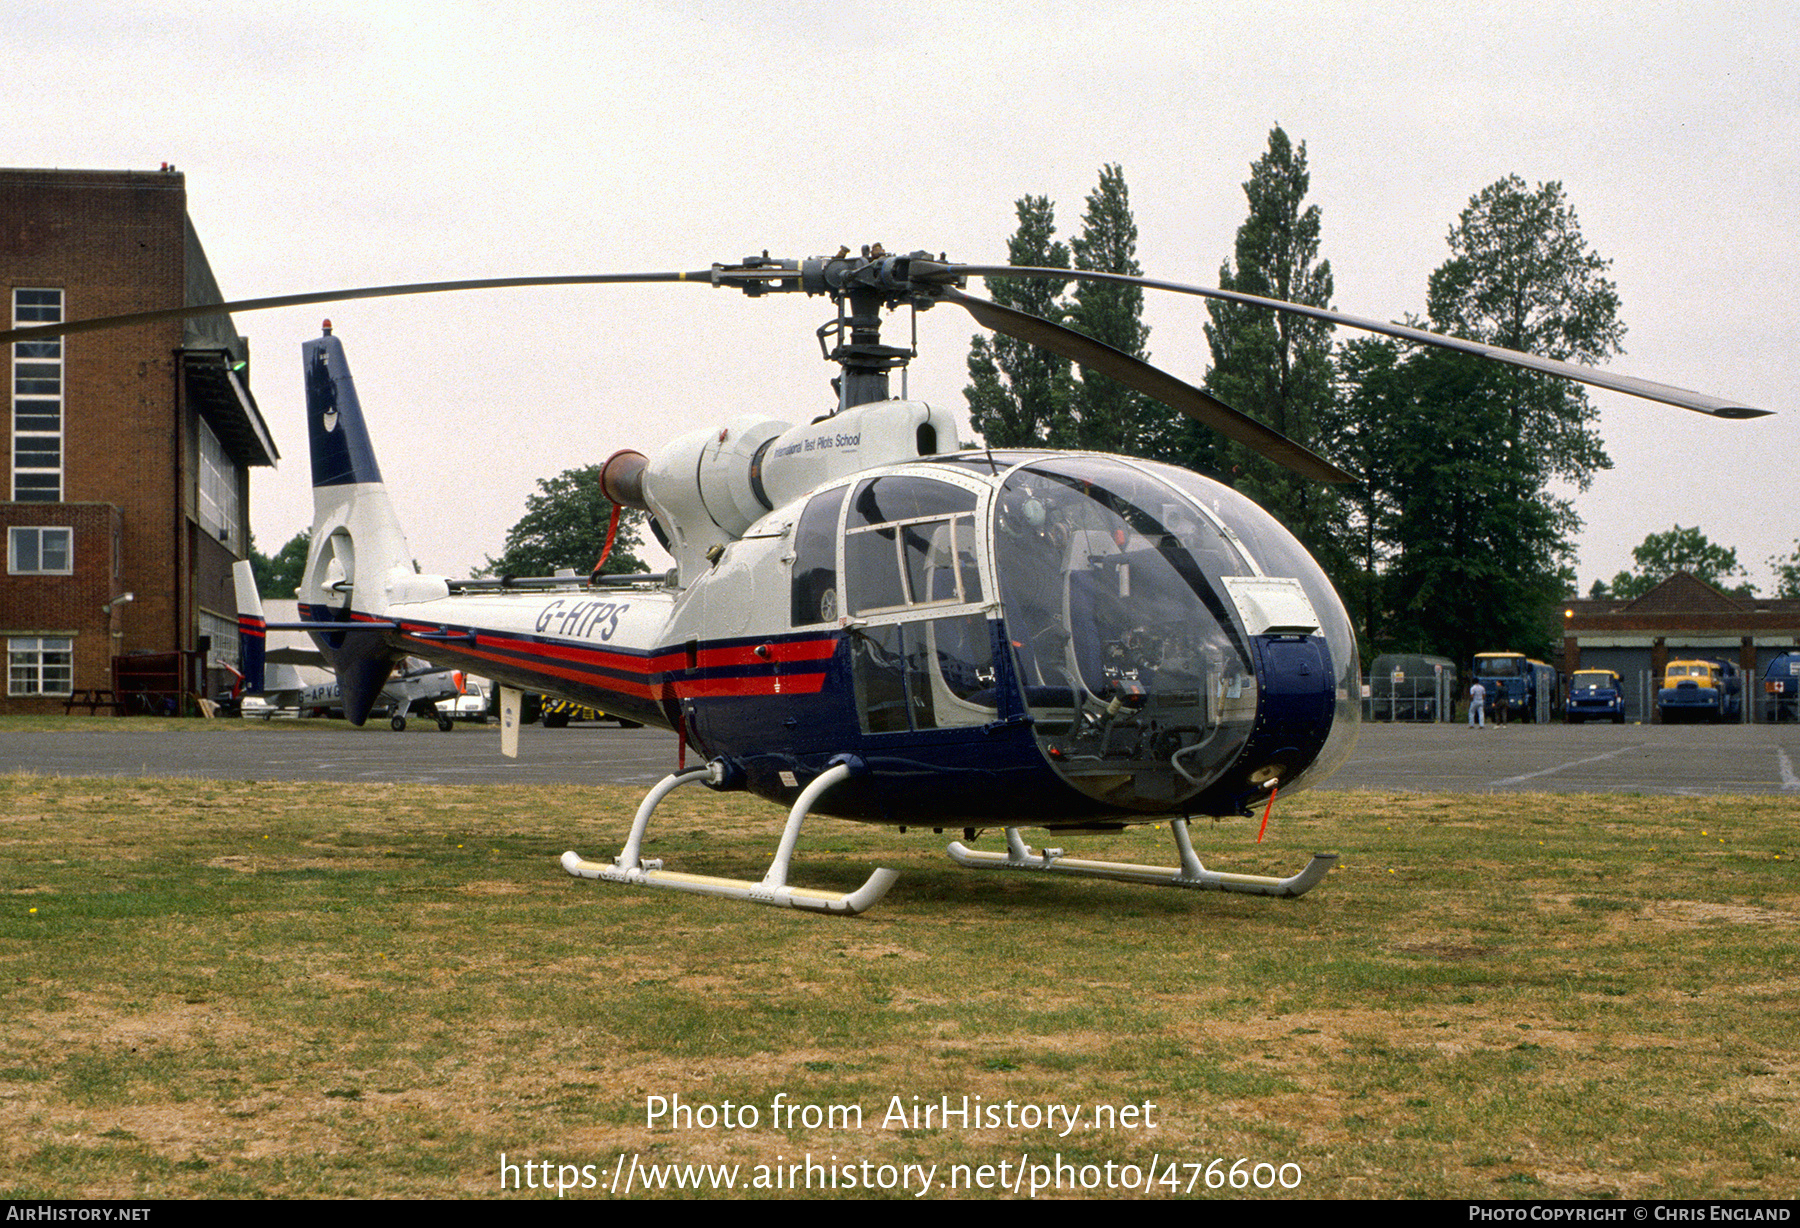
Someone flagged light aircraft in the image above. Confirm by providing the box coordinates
[232,573,468,729]
[5,250,1769,914]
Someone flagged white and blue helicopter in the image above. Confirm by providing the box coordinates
[9,250,1768,914]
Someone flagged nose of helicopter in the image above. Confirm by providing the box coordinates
[989,454,1356,816]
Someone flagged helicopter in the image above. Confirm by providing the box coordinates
[6,249,1770,914]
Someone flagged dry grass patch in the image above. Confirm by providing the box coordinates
[0,776,1794,1198]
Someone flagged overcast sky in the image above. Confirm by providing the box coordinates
[16,0,1799,592]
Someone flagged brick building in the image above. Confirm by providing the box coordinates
[1559,572,1800,722]
[1,167,276,713]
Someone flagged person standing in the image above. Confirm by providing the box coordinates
[1469,681,1487,729]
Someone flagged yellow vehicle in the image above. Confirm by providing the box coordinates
[540,697,643,729]
[1656,659,1742,723]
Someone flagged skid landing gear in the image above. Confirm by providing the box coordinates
[946,820,1336,898]
[561,758,899,915]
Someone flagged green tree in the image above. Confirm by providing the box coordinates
[1064,164,1152,454]
[1332,337,1411,650]
[1197,127,1345,575]
[1771,541,1800,599]
[965,196,1072,448]
[482,465,646,579]
[1609,525,1752,599]
[1345,177,1623,666]
[1424,176,1619,489]
[250,529,310,599]
[1380,347,1572,664]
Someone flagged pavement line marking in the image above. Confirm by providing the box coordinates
[1488,744,1644,788]
[1779,747,1799,791]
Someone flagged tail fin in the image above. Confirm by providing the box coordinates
[297,323,416,724]
[304,322,385,489]
[232,559,267,695]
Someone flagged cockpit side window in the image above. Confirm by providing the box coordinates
[845,476,982,617]
[848,475,977,528]
[791,486,848,626]
[840,475,996,734]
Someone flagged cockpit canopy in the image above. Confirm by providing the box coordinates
[786,452,1359,815]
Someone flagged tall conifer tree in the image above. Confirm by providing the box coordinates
[964,196,1071,447]
[1065,164,1151,454]
[1199,128,1342,560]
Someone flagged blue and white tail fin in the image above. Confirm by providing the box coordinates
[304,322,386,490]
[232,559,267,695]
[231,560,308,701]
[297,323,443,724]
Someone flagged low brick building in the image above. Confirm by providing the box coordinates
[1,167,276,713]
[1559,572,1800,722]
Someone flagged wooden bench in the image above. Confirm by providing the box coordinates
[63,688,123,716]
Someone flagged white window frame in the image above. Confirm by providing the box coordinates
[12,287,64,503]
[8,526,72,575]
[197,417,242,551]
[8,636,73,697]
[198,609,240,670]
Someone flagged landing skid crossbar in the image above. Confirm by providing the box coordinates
[561,761,898,915]
[945,820,1336,898]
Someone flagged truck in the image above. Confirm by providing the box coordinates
[1761,651,1799,722]
[1656,659,1742,723]
[1565,668,1626,724]
[1472,652,1558,723]
[540,697,644,729]
[1366,653,1454,721]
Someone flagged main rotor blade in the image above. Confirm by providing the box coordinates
[941,287,1356,485]
[954,265,1772,420]
[0,271,713,345]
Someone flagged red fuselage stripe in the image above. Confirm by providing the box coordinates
[375,621,837,704]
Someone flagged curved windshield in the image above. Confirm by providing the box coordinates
[993,458,1259,810]
[1138,460,1360,793]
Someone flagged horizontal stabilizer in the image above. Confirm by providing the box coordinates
[263,621,401,632]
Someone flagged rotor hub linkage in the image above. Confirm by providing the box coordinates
[710,248,965,410]
[707,246,962,306]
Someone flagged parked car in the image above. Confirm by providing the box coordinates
[1565,668,1625,724]
[436,675,491,724]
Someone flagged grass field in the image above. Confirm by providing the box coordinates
[0,771,1794,1199]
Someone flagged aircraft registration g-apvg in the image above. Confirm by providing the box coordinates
[6,250,1770,915]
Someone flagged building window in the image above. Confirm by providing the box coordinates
[8,636,73,696]
[197,418,242,551]
[198,610,240,670]
[12,288,63,502]
[9,526,72,574]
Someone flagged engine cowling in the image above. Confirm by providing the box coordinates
[606,399,959,584]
